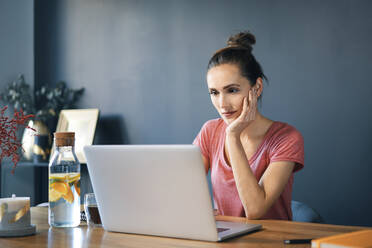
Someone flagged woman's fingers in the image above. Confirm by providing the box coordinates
[240,97,249,121]
[250,89,257,119]
[245,90,254,122]
[253,90,258,118]
[253,88,257,106]
[226,92,256,135]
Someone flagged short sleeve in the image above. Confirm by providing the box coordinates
[193,122,211,161]
[269,128,304,173]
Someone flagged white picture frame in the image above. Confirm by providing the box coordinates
[50,109,99,163]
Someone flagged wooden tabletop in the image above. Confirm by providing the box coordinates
[0,207,369,248]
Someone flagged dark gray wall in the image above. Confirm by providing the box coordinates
[36,0,372,226]
[0,0,34,85]
[0,0,36,204]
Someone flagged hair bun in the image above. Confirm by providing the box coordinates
[227,31,256,53]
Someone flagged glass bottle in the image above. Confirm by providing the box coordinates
[48,132,80,227]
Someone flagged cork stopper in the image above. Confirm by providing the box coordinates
[54,132,75,147]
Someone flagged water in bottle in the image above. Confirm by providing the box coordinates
[48,132,80,227]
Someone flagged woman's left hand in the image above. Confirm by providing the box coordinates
[226,89,257,137]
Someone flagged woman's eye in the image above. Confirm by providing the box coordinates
[209,90,218,96]
[228,88,239,93]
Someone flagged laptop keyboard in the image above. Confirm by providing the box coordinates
[217,227,230,233]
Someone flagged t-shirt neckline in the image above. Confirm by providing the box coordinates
[220,121,279,168]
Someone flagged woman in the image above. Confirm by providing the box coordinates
[193,31,304,220]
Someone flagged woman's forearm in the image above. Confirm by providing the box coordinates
[225,134,267,219]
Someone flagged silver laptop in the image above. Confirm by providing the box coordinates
[83,145,261,242]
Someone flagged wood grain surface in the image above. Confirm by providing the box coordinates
[0,207,368,248]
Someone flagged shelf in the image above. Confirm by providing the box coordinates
[17,161,49,167]
[17,161,87,167]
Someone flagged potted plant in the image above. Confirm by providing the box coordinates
[0,106,34,172]
[0,106,37,237]
[0,74,84,161]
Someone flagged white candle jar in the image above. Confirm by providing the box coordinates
[0,195,36,237]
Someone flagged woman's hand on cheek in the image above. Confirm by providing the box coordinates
[226,89,257,137]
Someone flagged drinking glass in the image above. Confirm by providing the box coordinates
[84,193,102,227]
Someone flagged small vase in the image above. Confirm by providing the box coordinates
[33,134,51,163]
[21,120,50,161]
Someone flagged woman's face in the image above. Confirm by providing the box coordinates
[207,63,259,124]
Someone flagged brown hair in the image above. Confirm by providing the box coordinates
[207,31,267,100]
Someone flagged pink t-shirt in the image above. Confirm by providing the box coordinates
[193,118,304,220]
